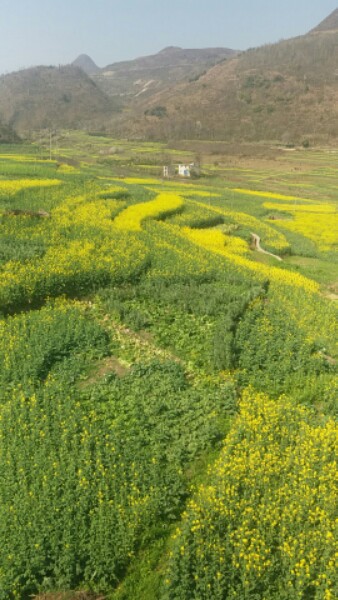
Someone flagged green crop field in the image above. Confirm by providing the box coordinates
[0,135,336,600]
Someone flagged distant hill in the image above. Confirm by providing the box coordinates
[93,46,238,98]
[310,8,338,33]
[0,65,117,134]
[113,15,338,144]
[72,54,100,75]
[1,10,338,145]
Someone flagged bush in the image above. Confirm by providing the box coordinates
[145,106,168,118]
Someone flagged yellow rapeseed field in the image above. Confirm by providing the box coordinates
[177,220,318,293]
[233,188,314,202]
[263,202,338,251]
[190,199,290,253]
[113,192,183,231]
[166,389,337,600]
[182,227,249,256]
[0,179,61,194]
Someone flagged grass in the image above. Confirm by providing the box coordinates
[283,255,338,286]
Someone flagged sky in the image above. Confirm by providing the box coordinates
[0,0,337,74]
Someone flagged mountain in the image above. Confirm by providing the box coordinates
[0,47,236,136]
[113,12,338,144]
[72,54,100,75]
[1,10,337,145]
[0,65,117,134]
[93,46,237,98]
[310,8,338,33]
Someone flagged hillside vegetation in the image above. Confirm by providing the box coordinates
[0,65,117,134]
[0,120,19,142]
[117,27,338,144]
[92,46,237,99]
[0,135,336,599]
[1,11,338,145]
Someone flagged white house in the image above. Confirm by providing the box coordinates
[178,164,191,177]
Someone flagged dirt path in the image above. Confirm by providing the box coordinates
[251,232,282,261]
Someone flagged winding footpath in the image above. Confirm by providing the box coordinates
[251,232,283,261]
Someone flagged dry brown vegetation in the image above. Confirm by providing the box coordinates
[0,66,117,134]
[94,46,237,98]
[0,11,337,145]
[113,28,338,145]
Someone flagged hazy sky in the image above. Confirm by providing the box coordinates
[0,0,336,74]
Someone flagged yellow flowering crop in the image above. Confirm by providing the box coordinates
[113,193,183,231]
[57,164,78,174]
[147,187,221,198]
[0,179,61,195]
[233,188,314,202]
[263,202,338,251]
[177,220,318,293]
[190,199,290,253]
[166,389,337,600]
[0,191,148,312]
[264,203,335,214]
[182,227,249,256]
[114,177,161,185]
[52,194,123,231]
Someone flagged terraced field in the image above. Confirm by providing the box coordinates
[0,137,336,600]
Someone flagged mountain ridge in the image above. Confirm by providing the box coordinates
[93,46,238,99]
[0,9,337,144]
[111,17,338,144]
[310,8,338,33]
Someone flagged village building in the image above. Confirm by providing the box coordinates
[178,164,191,177]
[177,162,201,178]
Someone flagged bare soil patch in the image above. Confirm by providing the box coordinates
[81,355,129,388]
[325,292,338,301]
[324,281,338,301]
